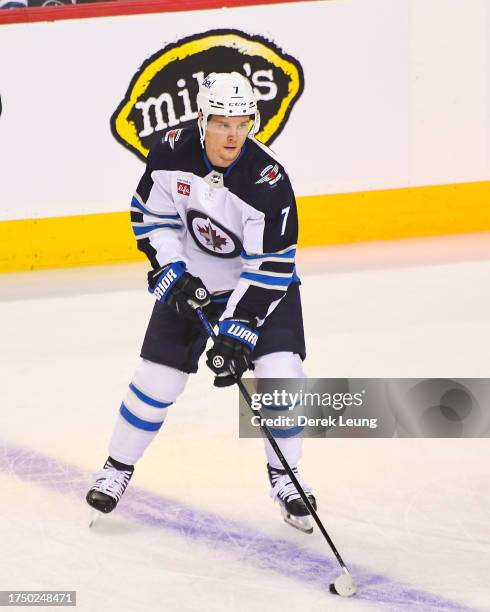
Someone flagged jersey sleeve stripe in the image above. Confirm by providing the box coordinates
[131,195,180,219]
[130,207,180,220]
[240,246,296,260]
[245,281,288,291]
[131,221,182,228]
[259,260,295,274]
[249,270,293,279]
[240,272,291,287]
[132,223,183,237]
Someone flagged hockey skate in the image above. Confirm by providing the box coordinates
[86,458,134,526]
[268,464,317,534]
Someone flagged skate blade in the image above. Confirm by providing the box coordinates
[88,509,102,528]
[281,506,313,534]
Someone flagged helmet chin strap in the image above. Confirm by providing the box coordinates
[198,115,207,148]
[251,109,261,137]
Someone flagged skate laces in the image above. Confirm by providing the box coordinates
[92,466,132,501]
[270,471,312,503]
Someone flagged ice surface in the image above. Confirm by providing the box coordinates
[1,234,489,611]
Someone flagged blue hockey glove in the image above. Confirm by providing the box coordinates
[206,318,259,387]
[148,261,210,319]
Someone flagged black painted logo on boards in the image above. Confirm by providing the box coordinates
[111,29,304,163]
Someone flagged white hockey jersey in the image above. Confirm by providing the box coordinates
[131,127,299,324]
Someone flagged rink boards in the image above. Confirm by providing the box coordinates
[1,0,489,271]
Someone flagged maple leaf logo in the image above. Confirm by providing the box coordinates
[197,220,228,251]
[265,167,278,181]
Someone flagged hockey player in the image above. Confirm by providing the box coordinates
[86,72,316,532]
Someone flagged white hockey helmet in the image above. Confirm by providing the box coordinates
[196,72,260,146]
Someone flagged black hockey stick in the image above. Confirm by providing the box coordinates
[195,307,357,597]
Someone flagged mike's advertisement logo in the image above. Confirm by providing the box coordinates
[110,29,304,162]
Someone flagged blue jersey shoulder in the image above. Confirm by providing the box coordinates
[227,137,294,215]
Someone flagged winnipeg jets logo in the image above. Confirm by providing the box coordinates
[255,164,282,186]
[197,221,228,251]
[187,210,242,259]
[164,128,182,150]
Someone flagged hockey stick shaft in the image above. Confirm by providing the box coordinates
[195,307,350,573]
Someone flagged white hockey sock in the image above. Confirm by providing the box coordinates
[265,436,303,470]
[253,351,306,470]
[109,359,188,465]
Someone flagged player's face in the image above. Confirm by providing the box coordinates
[204,115,253,167]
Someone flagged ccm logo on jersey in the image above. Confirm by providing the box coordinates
[255,164,282,186]
[164,128,183,150]
[153,268,178,300]
[177,181,191,196]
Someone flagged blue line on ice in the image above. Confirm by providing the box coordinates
[0,440,475,611]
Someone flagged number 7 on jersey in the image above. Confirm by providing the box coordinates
[280,206,290,236]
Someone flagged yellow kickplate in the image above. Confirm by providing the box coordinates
[1,181,489,273]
